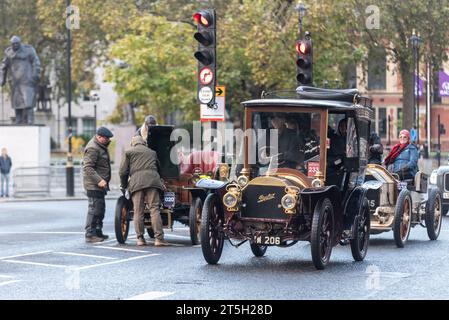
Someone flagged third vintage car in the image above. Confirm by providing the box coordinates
[114,125,229,245]
[197,86,374,269]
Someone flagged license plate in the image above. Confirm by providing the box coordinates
[163,192,175,208]
[443,192,449,199]
[253,235,281,245]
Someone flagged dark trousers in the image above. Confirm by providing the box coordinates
[85,196,105,236]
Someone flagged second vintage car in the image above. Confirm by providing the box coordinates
[114,125,229,245]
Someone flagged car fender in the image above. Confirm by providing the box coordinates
[300,185,343,233]
[343,186,368,232]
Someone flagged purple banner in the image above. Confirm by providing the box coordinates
[415,74,423,97]
[439,70,449,97]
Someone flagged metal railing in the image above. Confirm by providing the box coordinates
[13,166,51,197]
[12,165,120,197]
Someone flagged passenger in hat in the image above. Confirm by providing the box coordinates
[384,129,418,180]
[136,115,158,145]
[82,126,113,243]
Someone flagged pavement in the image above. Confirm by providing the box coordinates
[0,199,449,300]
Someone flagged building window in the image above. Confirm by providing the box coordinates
[396,108,403,137]
[65,118,78,136]
[83,118,96,137]
[368,47,387,90]
[378,107,387,139]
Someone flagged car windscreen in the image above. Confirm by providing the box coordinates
[249,111,321,176]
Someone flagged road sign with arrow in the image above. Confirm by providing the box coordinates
[201,85,226,121]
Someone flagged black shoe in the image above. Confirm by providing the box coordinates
[85,235,104,243]
[96,230,109,240]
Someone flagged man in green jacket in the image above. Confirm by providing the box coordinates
[83,126,113,243]
[119,135,167,246]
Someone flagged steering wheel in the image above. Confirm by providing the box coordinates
[258,146,282,171]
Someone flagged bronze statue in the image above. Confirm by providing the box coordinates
[0,36,41,125]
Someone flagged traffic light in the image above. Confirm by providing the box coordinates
[296,32,313,86]
[193,9,216,106]
[439,123,446,135]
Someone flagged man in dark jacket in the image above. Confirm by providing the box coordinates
[83,127,113,243]
[119,135,167,246]
[0,148,12,197]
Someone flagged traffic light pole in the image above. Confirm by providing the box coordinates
[66,0,74,197]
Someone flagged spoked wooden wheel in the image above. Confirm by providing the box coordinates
[350,199,370,261]
[426,187,443,240]
[200,194,224,264]
[189,197,203,245]
[393,189,412,248]
[115,196,130,244]
[311,198,335,270]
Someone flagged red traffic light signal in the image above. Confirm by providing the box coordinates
[193,10,214,27]
[295,41,311,55]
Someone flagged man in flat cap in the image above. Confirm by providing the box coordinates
[0,36,41,124]
[83,126,113,243]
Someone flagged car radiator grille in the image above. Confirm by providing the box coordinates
[445,173,449,192]
[241,185,287,220]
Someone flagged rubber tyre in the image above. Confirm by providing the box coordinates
[350,199,370,261]
[311,198,335,270]
[189,197,203,245]
[200,193,224,264]
[250,243,267,257]
[115,196,130,244]
[393,189,412,248]
[426,187,443,240]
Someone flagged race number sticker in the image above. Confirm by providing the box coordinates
[307,161,320,178]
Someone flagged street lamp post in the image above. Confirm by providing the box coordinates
[295,3,307,38]
[66,0,74,197]
[90,92,99,133]
[410,30,422,144]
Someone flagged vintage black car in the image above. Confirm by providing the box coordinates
[114,125,229,245]
[197,86,373,269]
[429,166,449,216]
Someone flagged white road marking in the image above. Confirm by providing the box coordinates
[146,241,185,247]
[75,253,160,271]
[0,275,14,279]
[165,234,191,240]
[0,250,52,261]
[92,246,149,253]
[54,252,117,260]
[94,235,136,245]
[0,231,84,234]
[2,260,69,268]
[126,291,174,300]
[0,280,22,287]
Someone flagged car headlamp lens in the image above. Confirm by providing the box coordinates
[237,175,249,187]
[430,170,437,185]
[281,194,296,210]
[223,192,238,208]
[311,178,323,188]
